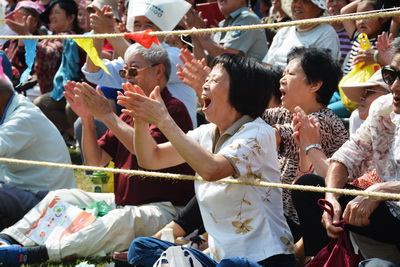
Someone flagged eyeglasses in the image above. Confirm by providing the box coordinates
[362,88,388,98]
[118,64,158,79]
[382,66,400,85]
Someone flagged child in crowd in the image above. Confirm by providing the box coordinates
[165,25,193,51]
[341,0,390,75]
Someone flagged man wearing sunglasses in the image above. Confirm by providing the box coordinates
[81,0,198,128]
[0,43,195,265]
[341,69,390,136]
[292,38,400,262]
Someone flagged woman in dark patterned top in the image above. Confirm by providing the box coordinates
[263,47,349,243]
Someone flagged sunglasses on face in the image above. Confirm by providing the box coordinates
[118,64,158,79]
[382,66,400,85]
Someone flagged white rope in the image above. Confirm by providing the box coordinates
[1,157,400,200]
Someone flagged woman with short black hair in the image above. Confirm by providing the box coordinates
[120,53,296,267]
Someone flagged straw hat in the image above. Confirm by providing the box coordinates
[341,69,390,103]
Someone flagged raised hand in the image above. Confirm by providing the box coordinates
[177,48,210,99]
[292,106,321,152]
[118,86,168,126]
[376,31,394,66]
[6,14,32,35]
[89,5,116,34]
[63,81,93,120]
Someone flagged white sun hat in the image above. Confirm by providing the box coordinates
[126,0,191,32]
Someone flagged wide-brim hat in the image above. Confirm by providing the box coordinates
[40,0,78,24]
[126,0,191,32]
[341,69,390,103]
[87,0,120,21]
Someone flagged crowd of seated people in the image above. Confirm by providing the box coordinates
[0,0,399,266]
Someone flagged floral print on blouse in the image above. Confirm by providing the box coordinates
[330,94,400,219]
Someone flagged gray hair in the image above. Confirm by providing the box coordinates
[124,43,171,81]
[390,37,400,61]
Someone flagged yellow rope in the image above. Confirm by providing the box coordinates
[0,9,399,39]
[1,157,400,200]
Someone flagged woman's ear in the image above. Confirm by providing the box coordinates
[309,80,323,93]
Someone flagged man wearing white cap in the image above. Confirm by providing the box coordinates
[341,69,390,135]
[185,0,268,62]
[0,43,195,265]
[81,0,198,128]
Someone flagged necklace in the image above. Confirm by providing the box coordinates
[296,24,319,33]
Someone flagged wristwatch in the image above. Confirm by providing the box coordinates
[305,144,323,155]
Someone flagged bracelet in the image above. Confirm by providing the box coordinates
[374,50,380,64]
[304,144,322,155]
[296,165,314,176]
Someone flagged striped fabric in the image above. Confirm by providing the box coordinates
[336,28,352,66]
[342,31,377,75]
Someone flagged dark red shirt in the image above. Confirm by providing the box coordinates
[98,88,195,206]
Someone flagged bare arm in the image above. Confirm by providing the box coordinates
[342,181,400,227]
[195,35,241,59]
[89,5,130,62]
[292,106,328,176]
[119,86,236,181]
[72,82,136,153]
[64,81,112,166]
[81,116,113,166]
[340,0,359,38]
[153,221,187,240]
[322,161,349,238]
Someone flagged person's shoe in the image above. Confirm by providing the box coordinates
[0,244,27,266]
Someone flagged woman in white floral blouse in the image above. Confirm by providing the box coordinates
[292,38,400,259]
[118,53,296,266]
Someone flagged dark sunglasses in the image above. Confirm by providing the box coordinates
[382,66,400,85]
[118,64,158,79]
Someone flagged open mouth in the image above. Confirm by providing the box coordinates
[201,95,211,109]
[393,95,400,104]
[279,88,286,100]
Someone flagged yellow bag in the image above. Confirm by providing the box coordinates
[338,33,380,112]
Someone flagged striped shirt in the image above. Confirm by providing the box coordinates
[342,30,377,75]
[336,27,352,66]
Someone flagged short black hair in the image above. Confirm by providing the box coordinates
[265,65,284,106]
[287,46,342,106]
[211,53,271,118]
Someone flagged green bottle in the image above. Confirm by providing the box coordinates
[90,171,109,193]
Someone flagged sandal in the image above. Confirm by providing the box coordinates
[0,244,27,266]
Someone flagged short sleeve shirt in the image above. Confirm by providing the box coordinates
[330,94,400,219]
[213,7,268,62]
[186,116,294,262]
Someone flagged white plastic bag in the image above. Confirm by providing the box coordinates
[153,246,202,267]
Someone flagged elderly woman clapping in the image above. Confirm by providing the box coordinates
[118,53,296,267]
